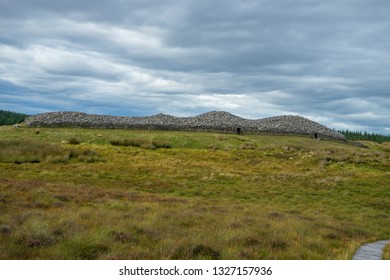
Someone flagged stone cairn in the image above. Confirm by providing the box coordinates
[25,111,346,141]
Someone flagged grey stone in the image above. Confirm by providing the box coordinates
[25,111,347,141]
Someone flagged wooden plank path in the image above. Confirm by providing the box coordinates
[352,240,389,260]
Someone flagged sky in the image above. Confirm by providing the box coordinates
[0,0,389,134]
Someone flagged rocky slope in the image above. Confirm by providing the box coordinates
[25,111,346,141]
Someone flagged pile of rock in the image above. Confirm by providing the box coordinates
[25,111,346,141]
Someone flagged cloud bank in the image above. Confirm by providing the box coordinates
[0,0,389,133]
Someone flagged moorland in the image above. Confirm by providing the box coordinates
[0,125,389,259]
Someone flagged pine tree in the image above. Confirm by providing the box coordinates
[0,109,29,125]
[338,130,390,143]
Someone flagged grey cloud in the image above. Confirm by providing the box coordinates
[0,0,389,134]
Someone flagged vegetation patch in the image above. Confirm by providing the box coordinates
[110,138,171,149]
[68,137,81,145]
[75,243,110,260]
[0,126,389,260]
[172,244,221,260]
[383,242,390,260]
[0,139,102,164]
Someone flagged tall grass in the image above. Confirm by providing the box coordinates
[0,139,102,163]
[110,138,171,149]
[383,242,390,260]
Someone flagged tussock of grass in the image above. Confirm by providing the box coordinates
[72,243,110,260]
[68,137,81,145]
[110,138,147,147]
[172,244,221,260]
[110,138,171,149]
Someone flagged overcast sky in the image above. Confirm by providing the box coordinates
[0,0,389,134]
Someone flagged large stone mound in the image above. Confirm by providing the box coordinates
[25,111,346,141]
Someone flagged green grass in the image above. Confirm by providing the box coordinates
[0,125,389,259]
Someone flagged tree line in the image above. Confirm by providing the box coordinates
[338,130,390,143]
[0,109,29,125]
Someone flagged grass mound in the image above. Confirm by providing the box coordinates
[0,139,102,164]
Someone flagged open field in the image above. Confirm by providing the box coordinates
[0,126,389,259]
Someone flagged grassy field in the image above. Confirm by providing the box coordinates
[0,125,389,260]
